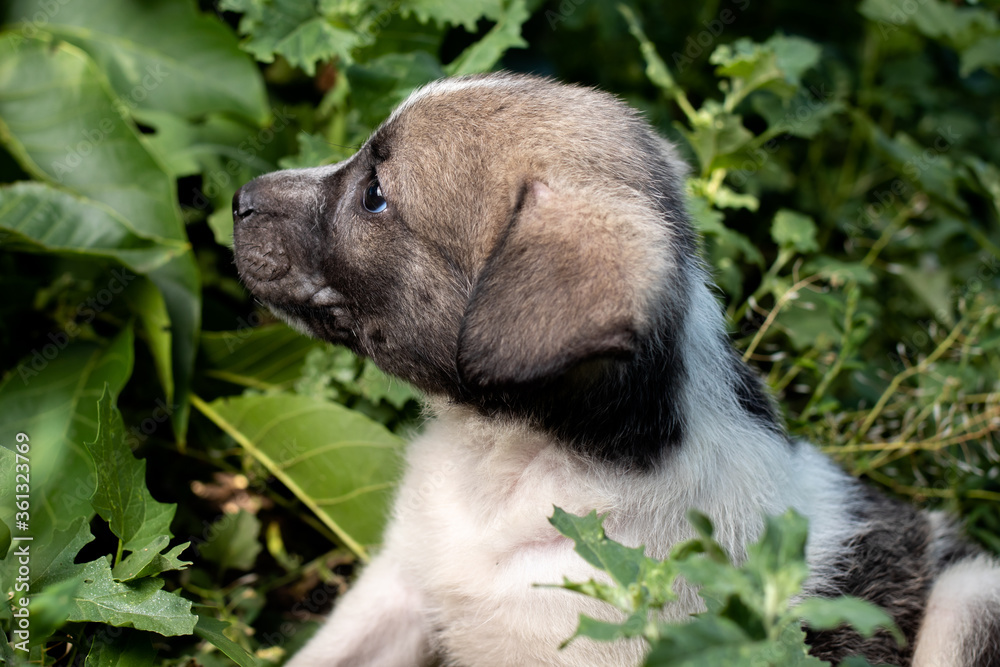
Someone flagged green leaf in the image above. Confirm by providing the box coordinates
[84,631,156,667]
[26,576,83,646]
[196,393,405,560]
[444,0,529,76]
[549,509,645,590]
[112,536,192,582]
[0,34,201,439]
[0,183,187,274]
[7,0,268,123]
[346,52,446,130]
[200,324,321,391]
[26,518,94,591]
[65,558,196,636]
[677,102,754,175]
[771,209,819,253]
[569,612,646,645]
[199,510,263,572]
[194,615,260,667]
[0,328,134,538]
[399,0,504,31]
[795,596,903,643]
[711,35,821,105]
[221,0,362,75]
[355,360,421,410]
[85,386,177,552]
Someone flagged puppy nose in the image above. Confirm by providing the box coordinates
[232,182,257,224]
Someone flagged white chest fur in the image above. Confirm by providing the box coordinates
[377,402,855,666]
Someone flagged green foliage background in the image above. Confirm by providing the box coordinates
[0,0,998,664]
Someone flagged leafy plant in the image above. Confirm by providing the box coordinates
[549,508,901,666]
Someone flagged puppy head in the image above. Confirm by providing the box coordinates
[232,73,695,399]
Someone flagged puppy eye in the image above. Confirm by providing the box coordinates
[362,179,387,213]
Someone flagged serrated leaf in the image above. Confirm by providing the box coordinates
[194,615,259,667]
[568,612,646,645]
[85,386,177,552]
[7,0,268,123]
[199,510,262,572]
[549,508,645,589]
[221,0,360,75]
[444,0,529,76]
[399,0,504,31]
[771,209,819,253]
[795,596,903,643]
[0,328,134,539]
[65,558,196,635]
[27,518,94,591]
[355,361,420,409]
[197,393,404,560]
[113,536,191,581]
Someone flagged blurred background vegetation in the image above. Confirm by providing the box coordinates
[0,0,998,663]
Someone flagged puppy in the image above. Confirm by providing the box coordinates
[231,73,1000,666]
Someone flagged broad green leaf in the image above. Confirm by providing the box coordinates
[64,558,197,636]
[0,36,183,241]
[85,386,177,552]
[194,615,259,667]
[795,596,902,643]
[196,393,405,560]
[0,328,134,538]
[771,209,819,253]
[199,510,262,572]
[0,34,201,439]
[200,324,321,391]
[444,0,529,76]
[7,0,268,123]
[112,536,192,582]
[84,631,156,667]
[121,278,174,406]
[0,183,187,274]
[25,518,94,591]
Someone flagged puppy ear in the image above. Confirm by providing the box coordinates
[457,181,654,388]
